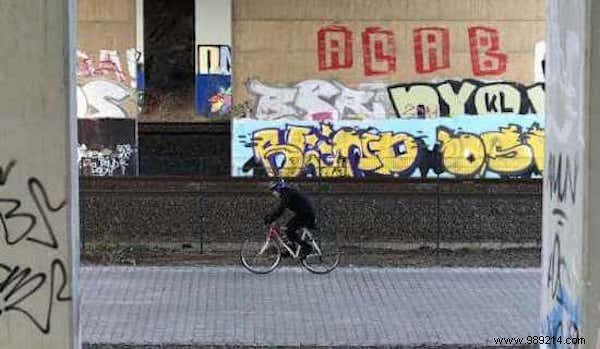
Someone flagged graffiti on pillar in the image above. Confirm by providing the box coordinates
[77,80,131,118]
[232,115,544,178]
[196,45,232,117]
[413,27,450,74]
[0,160,71,334]
[77,48,139,89]
[542,152,582,347]
[76,48,140,119]
[468,26,508,76]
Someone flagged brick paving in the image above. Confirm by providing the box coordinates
[81,266,541,348]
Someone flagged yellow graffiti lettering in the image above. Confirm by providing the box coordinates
[369,132,420,175]
[358,132,383,172]
[331,128,373,175]
[250,121,545,178]
[525,124,545,173]
[252,128,280,162]
[287,125,317,150]
[262,144,304,177]
[481,125,533,175]
[437,128,486,176]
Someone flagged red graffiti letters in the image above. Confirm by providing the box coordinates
[413,27,450,73]
[468,26,508,76]
[362,27,397,76]
[318,25,353,71]
[316,25,508,77]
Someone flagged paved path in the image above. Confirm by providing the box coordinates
[81,266,541,348]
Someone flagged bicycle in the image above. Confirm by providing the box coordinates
[240,223,341,274]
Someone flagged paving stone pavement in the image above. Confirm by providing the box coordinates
[81,266,541,348]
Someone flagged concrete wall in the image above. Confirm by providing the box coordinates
[136,0,545,121]
[587,2,600,347]
[540,0,587,343]
[232,0,546,109]
[0,0,78,347]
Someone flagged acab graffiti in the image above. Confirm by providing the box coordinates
[246,79,545,121]
[239,120,545,178]
[318,25,507,77]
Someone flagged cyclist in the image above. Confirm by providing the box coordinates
[264,179,316,259]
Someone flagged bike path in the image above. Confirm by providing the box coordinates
[81,266,540,348]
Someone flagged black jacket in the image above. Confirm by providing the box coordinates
[265,187,316,223]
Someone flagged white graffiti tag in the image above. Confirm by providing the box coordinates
[78,144,134,176]
[76,81,131,119]
[247,79,392,121]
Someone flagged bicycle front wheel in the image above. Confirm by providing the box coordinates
[240,235,281,274]
[301,238,341,274]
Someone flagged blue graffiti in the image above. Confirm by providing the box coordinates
[542,285,581,349]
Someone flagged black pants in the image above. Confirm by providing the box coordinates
[285,215,316,249]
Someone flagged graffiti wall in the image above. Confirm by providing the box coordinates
[230,0,546,178]
[233,0,545,106]
[233,115,544,179]
[245,78,544,121]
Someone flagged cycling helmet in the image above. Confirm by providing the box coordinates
[268,179,289,192]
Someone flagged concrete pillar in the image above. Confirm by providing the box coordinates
[0,1,78,349]
[195,0,232,117]
[542,0,600,347]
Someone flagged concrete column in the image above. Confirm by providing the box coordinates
[542,0,600,347]
[195,0,232,117]
[0,1,78,349]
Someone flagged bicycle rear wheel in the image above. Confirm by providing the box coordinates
[240,235,281,274]
[301,238,341,274]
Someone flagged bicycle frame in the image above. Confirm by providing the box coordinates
[263,224,322,259]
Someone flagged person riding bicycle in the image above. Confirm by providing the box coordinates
[264,179,316,259]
